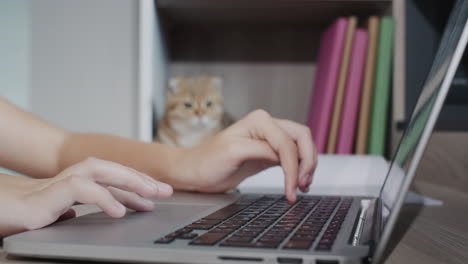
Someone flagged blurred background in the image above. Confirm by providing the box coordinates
[0,0,139,139]
[1,0,467,192]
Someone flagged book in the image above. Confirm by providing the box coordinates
[368,17,395,155]
[336,29,369,154]
[355,17,380,154]
[326,16,358,154]
[306,17,348,153]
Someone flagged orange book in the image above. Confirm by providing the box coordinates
[355,17,380,154]
[326,16,357,153]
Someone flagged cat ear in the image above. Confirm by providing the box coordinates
[168,77,181,94]
[211,76,223,93]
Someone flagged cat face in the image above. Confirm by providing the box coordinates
[166,76,224,131]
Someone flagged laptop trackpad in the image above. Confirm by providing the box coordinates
[11,203,215,246]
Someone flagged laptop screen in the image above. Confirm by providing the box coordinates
[379,0,468,222]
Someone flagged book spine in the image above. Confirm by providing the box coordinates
[336,29,369,154]
[368,17,395,156]
[355,17,380,154]
[307,18,348,153]
[326,16,358,154]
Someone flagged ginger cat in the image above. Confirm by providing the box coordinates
[156,76,231,147]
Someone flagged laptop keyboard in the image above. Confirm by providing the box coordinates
[154,195,352,251]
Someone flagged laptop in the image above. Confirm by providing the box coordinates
[5,1,468,263]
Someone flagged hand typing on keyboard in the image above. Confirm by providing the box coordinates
[169,109,317,203]
[0,97,316,236]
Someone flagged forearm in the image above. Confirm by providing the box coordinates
[57,133,194,189]
[0,98,67,178]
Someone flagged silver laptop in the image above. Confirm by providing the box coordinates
[5,1,468,263]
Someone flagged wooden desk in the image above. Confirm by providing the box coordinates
[1,181,468,264]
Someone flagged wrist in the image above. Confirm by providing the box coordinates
[150,144,200,192]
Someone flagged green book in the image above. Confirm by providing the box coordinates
[368,17,394,155]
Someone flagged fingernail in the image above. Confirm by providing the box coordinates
[157,182,173,196]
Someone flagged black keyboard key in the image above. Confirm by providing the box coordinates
[298,225,322,231]
[283,240,312,250]
[316,243,332,251]
[225,236,254,242]
[295,229,318,235]
[178,233,198,239]
[189,232,227,246]
[241,227,264,232]
[195,219,222,225]
[218,224,240,229]
[290,234,317,241]
[232,231,261,237]
[264,231,289,236]
[210,228,235,233]
[154,236,174,244]
[186,224,213,230]
[204,204,247,220]
[175,228,193,234]
[258,236,285,242]
[273,226,294,232]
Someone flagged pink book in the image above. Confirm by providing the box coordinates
[306,18,348,153]
[336,29,369,154]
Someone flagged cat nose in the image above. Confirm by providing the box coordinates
[194,109,205,116]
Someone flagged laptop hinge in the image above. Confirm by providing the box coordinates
[351,198,382,249]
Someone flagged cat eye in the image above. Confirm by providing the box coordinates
[206,101,213,107]
[184,102,192,108]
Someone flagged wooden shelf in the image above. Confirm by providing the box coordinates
[150,0,404,155]
[157,0,392,26]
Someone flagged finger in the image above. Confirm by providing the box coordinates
[23,177,126,230]
[67,177,126,218]
[126,166,161,184]
[124,166,173,199]
[243,110,299,202]
[108,187,155,212]
[80,158,173,199]
[274,119,318,189]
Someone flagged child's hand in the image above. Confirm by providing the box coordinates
[176,110,317,203]
[0,158,172,236]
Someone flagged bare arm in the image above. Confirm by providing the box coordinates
[0,96,317,236]
[0,97,317,202]
[0,97,180,184]
[0,97,67,177]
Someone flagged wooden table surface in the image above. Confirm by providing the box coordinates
[1,181,468,264]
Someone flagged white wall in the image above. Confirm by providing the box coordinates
[0,0,30,176]
[0,0,30,109]
[30,0,139,138]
